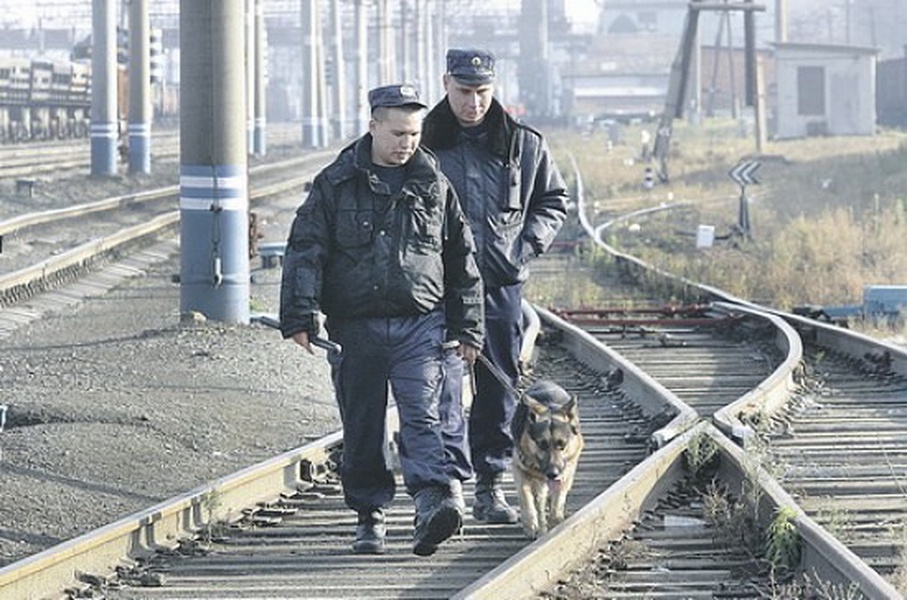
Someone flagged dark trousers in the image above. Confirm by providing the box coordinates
[440,284,523,480]
[326,310,450,513]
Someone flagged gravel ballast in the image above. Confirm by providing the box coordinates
[0,157,340,567]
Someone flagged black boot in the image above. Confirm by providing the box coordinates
[412,486,462,557]
[473,473,518,524]
[353,509,386,555]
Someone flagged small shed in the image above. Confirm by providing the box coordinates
[773,42,878,139]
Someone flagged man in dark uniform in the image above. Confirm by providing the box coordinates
[422,50,569,524]
[279,84,483,556]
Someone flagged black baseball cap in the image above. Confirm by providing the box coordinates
[367,84,427,110]
[446,49,495,85]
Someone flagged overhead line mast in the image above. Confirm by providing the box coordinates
[652,0,765,184]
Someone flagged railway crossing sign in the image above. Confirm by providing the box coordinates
[728,160,761,187]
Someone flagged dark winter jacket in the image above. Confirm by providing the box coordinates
[279,134,484,349]
[421,97,569,289]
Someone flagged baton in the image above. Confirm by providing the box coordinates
[253,313,341,355]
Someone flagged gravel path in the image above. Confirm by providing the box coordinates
[0,153,340,567]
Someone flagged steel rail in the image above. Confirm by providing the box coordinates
[0,153,335,308]
[0,431,347,600]
[0,153,903,599]
[0,150,335,238]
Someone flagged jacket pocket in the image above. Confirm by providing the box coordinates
[406,198,443,254]
[335,210,373,249]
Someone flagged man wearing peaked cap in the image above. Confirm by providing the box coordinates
[367,83,427,111]
[446,49,496,86]
[421,50,569,526]
[280,81,483,557]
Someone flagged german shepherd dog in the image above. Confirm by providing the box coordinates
[511,380,584,539]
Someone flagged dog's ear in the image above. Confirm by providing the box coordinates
[522,393,549,422]
[563,395,580,429]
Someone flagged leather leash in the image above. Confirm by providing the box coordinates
[472,352,524,400]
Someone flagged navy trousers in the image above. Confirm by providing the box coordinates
[440,284,523,480]
[326,310,450,513]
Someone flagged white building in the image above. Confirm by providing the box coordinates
[773,42,877,139]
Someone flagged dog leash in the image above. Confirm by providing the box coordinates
[473,352,524,400]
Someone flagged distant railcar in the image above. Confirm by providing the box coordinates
[0,26,170,144]
[0,56,92,142]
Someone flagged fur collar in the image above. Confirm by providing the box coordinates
[422,96,515,158]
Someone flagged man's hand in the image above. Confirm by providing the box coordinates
[457,342,481,365]
[292,331,315,355]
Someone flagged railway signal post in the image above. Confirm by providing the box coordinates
[179,0,250,324]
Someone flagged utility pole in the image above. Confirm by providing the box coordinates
[301,0,320,147]
[354,0,369,134]
[776,0,788,43]
[329,0,346,140]
[179,0,250,323]
[90,0,117,177]
[652,1,765,183]
[128,0,151,174]
[253,0,266,156]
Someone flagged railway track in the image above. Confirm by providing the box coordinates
[0,126,304,182]
[0,149,337,320]
[0,132,179,181]
[1,157,906,599]
[764,330,907,591]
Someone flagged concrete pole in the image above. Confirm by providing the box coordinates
[754,55,767,153]
[691,26,701,125]
[301,0,319,147]
[128,0,151,174]
[744,0,756,107]
[91,0,118,177]
[413,0,425,94]
[253,0,266,156]
[377,0,391,83]
[400,0,411,82]
[179,0,250,324]
[329,0,346,140]
[245,0,255,150]
[426,1,439,103]
[354,0,369,134]
[776,0,788,43]
[316,8,330,146]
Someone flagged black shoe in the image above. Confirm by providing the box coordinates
[473,473,518,524]
[353,509,386,555]
[413,487,462,557]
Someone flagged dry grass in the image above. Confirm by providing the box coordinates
[544,120,907,334]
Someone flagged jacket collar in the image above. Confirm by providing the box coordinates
[325,133,440,187]
[423,96,513,158]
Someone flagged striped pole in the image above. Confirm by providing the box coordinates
[179,0,250,323]
[301,0,319,147]
[90,0,117,177]
[128,0,151,174]
[245,0,255,151]
[354,0,368,134]
[252,0,266,156]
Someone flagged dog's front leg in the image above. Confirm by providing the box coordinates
[513,468,540,538]
[536,482,549,535]
[549,465,576,527]
[549,481,567,527]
